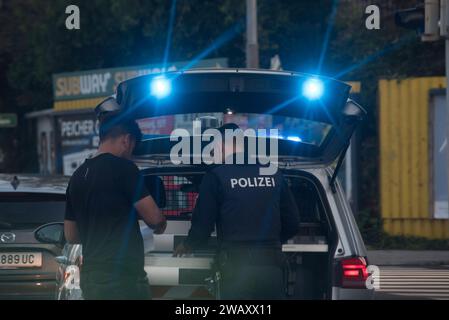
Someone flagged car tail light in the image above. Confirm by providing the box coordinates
[336,257,369,289]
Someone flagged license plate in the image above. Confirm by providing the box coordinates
[0,252,42,269]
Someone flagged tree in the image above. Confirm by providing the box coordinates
[329,0,444,218]
[0,0,246,171]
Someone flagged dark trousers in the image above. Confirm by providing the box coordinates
[218,247,286,300]
[81,272,151,300]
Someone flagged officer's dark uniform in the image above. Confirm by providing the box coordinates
[184,158,300,300]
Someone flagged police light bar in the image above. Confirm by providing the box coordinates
[287,136,302,142]
[115,70,352,123]
[302,78,325,100]
[150,76,172,99]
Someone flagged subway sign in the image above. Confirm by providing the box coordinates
[53,58,228,101]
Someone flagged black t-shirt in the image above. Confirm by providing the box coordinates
[65,153,150,282]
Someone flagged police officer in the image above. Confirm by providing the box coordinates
[174,123,300,300]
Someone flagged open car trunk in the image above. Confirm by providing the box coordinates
[98,69,366,173]
[141,168,337,300]
[94,69,368,299]
[283,171,338,300]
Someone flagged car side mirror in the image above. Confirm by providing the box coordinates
[35,222,65,246]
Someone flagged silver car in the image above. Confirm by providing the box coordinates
[0,174,68,299]
[56,69,373,300]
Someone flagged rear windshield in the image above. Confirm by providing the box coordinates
[137,112,332,147]
[0,193,66,230]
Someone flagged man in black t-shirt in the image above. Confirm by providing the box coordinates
[64,115,166,300]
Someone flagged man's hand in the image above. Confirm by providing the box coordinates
[135,195,167,234]
[146,216,167,235]
[153,218,167,235]
[173,242,192,257]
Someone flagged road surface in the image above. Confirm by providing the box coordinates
[374,266,449,300]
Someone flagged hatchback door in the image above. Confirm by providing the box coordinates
[97,69,366,168]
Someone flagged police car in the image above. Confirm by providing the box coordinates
[56,69,373,300]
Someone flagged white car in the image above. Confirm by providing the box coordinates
[55,69,373,300]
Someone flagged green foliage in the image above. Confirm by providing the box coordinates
[0,0,334,171]
[356,209,384,245]
[379,235,449,250]
[258,0,334,72]
[0,0,247,115]
[356,209,449,250]
[330,1,444,222]
[0,0,340,115]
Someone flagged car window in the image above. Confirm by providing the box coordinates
[0,193,66,230]
[137,112,332,147]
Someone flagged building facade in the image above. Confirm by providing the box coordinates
[26,58,228,175]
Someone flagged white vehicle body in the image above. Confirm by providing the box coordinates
[56,69,374,300]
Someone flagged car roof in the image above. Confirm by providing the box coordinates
[0,174,68,194]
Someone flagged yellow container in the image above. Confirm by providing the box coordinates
[379,77,449,239]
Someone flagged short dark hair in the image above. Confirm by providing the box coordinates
[99,115,142,143]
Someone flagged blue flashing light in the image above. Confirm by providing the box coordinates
[287,136,302,142]
[302,78,324,100]
[150,76,172,99]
